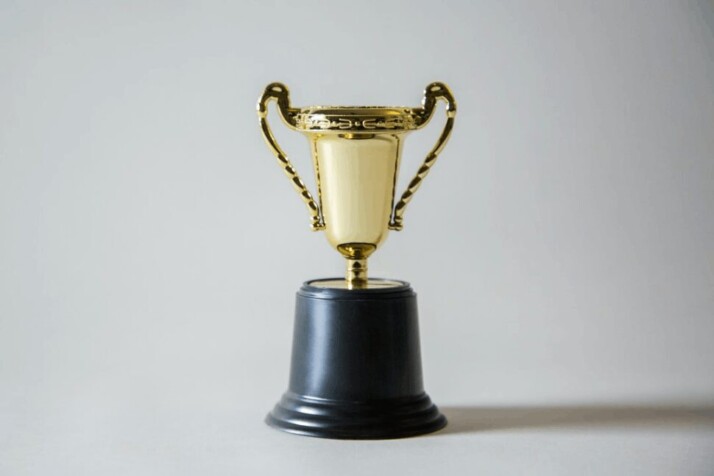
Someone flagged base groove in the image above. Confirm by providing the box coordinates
[266,392,447,439]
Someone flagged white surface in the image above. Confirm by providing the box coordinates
[2,1,714,474]
[4,400,714,475]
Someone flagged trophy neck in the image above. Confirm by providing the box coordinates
[336,243,375,289]
[346,258,367,289]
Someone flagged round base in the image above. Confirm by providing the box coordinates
[266,392,446,439]
[266,279,446,439]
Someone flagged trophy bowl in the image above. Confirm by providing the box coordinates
[257,82,456,438]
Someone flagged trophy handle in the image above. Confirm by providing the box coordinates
[257,83,324,231]
[389,82,457,231]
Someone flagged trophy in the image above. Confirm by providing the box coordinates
[258,82,456,439]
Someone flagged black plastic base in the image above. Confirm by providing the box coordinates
[266,279,446,439]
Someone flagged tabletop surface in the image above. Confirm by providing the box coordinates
[3,395,714,475]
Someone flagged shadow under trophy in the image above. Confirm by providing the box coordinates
[257,82,456,439]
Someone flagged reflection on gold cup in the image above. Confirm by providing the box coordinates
[258,82,456,288]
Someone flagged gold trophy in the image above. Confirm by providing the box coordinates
[258,82,456,439]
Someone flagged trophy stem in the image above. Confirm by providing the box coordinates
[346,258,368,289]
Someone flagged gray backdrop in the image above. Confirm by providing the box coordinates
[1,1,713,474]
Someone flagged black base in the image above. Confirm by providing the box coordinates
[266,279,446,439]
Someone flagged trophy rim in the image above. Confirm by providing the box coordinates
[291,106,425,132]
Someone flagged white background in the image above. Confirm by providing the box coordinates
[1,1,713,474]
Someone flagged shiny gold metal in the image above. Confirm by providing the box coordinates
[345,258,367,290]
[257,82,456,288]
[257,83,324,231]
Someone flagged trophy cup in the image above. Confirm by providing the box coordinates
[258,82,456,439]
